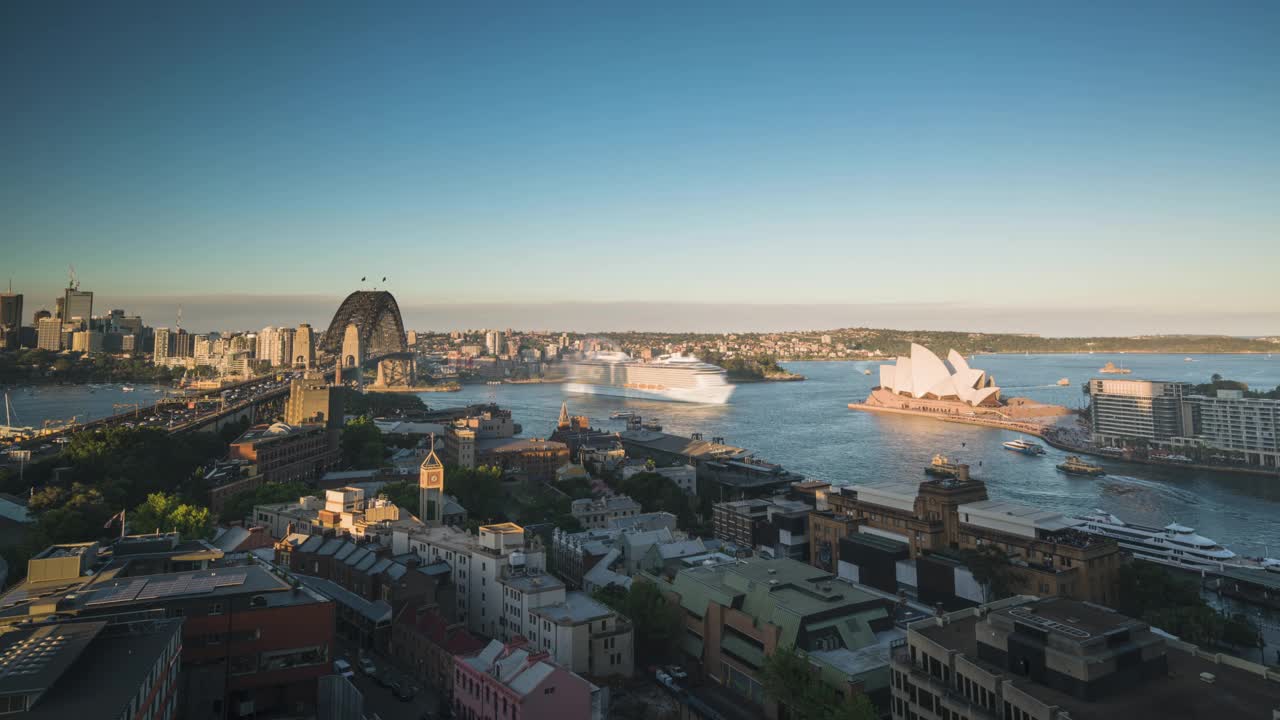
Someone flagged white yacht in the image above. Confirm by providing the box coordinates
[1076,510,1280,572]
[558,352,735,404]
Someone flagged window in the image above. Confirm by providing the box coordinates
[543,687,555,695]
[209,602,224,616]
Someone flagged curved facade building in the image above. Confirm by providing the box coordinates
[878,344,1000,406]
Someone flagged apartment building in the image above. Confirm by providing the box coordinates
[649,557,900,719]
[1087,379,1189,447]
[453,638,605,720]
[891,596,1280,720]
[570,495,642,529]
[712,498,811,560]
[1178,389,1280,468]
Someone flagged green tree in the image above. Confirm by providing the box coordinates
[760,645,877,720]
[341,417,386,468]
[618,471,698,529]
[962,545,1017,602]
[593,580,683,666]
[444,465,504,521]
[220,480,312,523]
[129,492,213,540]
[378,480,420,517]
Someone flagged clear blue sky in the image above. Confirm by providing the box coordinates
[3,2,1278,333]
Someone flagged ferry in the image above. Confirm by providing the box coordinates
[1002,438,1046,455]
[1098,361,1132,375]
[1056,455,1105,476]
[559,352,735,405]
[924,454,966,479]
[1077,510,1280,572]
[1056,377,1070,386]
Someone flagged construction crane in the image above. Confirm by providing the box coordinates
[68,264,79,290]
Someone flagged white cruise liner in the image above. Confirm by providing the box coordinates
[1077,510,1280,572]
[559,352,735,404]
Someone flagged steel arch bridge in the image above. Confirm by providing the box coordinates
[320,290,408,359]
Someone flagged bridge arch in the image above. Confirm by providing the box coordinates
[321,290,408,358]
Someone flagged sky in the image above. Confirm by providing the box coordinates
[2,2,1278,335]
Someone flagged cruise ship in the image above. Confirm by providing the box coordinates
[559,352,735,404]
[1076,510,1280,572]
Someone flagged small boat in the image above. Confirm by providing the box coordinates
[1057,455,1105,476]
[862,369,872,376]
[641,421,663,432]
[925,454,967,479]
[1056,377,1070,386]
[1002,438,1046,456]
[121,386,135,392]
[1184,357,1195,362]
[1098,361,1132,374]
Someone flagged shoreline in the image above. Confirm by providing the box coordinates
[848,401,1280,478]
[786,351,1280,362]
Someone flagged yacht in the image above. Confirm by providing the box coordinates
[1002,438,1046,455]
[1077,510,1280,572]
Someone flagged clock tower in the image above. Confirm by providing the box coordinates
[419,434,445,524]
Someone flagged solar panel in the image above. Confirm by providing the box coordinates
[85,578,148,606]
[1007,607,1091,639]
[136,576,191,600]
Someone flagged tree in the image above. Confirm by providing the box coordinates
[961,545,1017,602]
[129,492,213,541]
[220,480,312,524]
[760,645,877,720]
[618,471,698,529]
[378,480,420,516]
[593,580,683,666]
[444,465,504,521]
[341,417,386,468]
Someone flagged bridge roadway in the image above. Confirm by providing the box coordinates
[0,369,335,469]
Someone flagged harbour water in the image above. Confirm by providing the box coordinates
[3,384,167,430]
[428,354,1280,558]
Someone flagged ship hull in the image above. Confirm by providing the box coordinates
[563,382,734,405]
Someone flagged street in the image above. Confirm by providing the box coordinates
[336,640,446,720]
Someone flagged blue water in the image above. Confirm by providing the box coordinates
[428,354,1280,557]
[4,383,167,429]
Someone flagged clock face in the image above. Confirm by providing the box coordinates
[421,469,443,490]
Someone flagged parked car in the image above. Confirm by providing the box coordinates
[665,665,688,683]
[358,657,377,676]
[333,659,354,679]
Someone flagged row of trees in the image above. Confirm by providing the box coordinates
[0,348,186,385]
[1117,562,1260,650]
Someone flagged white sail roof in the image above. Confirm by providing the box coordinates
[875,345,1001,406]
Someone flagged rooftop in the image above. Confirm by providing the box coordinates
[914,598,1280,720]
[500,572,564,595]
[531,591,615,625]
[475,437,568,453]
[4,618,184,720]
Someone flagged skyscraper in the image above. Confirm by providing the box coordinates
[154,327,172,364]
[276,326,296,368]
[0,291,21,349]
[256,327,278,365]
[171,329,193,358]
[62,289,93,329]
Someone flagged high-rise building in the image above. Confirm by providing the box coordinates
[0,290,20,349]
[36,317,64,351]
[276,326,296,367]
[257,326,278,365]
[1179,389,1280,469]
[70,330,102,354]
[171,328,193,358]
[485,330,504,356]
[154,327,172,364]
[53,296,63,320]
[62,289,93,329]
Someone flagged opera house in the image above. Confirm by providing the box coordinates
[878,344,1001,407]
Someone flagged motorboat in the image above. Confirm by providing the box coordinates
[1002,438,1046,455]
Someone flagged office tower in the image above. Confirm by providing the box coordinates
[294,323,316,368]
[62,289,93,329]
[276,326,296,367]
[36,317,64,351]
[256,326,278,364]
[0,290,20,349]
[33,309,51,323]
[154,327,172,364]
[171,329,193,358]
[54,296,64,320]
